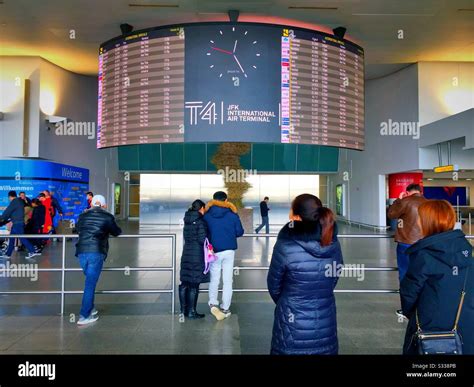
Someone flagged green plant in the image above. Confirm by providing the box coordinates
[211,142,251,209]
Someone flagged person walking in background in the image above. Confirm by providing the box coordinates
[400,200,473,354]
[255,196,270,234]
[27,198,46,252]
[43,190,63,232]
[179,199,210,319]
[268,194,343,355]
[74,195,122,325]
[86,191,94,211]
[0,191,41,260]
[38,193,53,234]
[204,191,244,321]
[388,183,427,318]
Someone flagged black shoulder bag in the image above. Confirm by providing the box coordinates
[414,266,470,355]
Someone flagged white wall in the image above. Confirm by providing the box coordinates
[0,56,125,217]
[0,57,41,157]
[418,62,474,126]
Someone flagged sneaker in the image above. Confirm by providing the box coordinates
[91,308,98,317]
[210,306,226,321]
[77,315,99,326]
[396,309,408,320]
[25,252,41,260]
[221,309,232,319]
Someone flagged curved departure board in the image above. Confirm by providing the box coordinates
[98,22,364,150]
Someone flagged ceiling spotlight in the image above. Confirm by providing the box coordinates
[120,23,134,35]
[228,10,240,22]
[333,26,347,39]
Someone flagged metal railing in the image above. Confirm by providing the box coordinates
[0,234,177,315]
[1,232,472,314]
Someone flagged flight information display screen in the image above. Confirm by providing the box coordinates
[98,22,364,150]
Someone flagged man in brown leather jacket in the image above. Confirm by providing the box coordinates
[388,183,426,318]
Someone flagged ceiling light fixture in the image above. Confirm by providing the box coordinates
[120,23,134,35]
[228,10,240,23]
[333,26,346,39]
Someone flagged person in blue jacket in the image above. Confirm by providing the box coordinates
[203,191,244,321]
[401,199,473,354]
[267,193,343,355]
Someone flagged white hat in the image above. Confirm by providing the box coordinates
[91,194,106,207]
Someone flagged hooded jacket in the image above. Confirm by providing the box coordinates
[203,200,244,253]
[401,229,473,354]
[180,209,210,284]
[267,221,343,355]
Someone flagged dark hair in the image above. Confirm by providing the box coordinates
[38,193,46,198]
[264,196,269,200]
[406,183,422,192]
[86,191,94,197]
[190,199,205,211]
[19,191,26,195]
[31,198,41,206]
[291,194,334,246]
[213,191,228,201]
[291,194,323,221]
[44,190,51,195]
[8,190,17,198]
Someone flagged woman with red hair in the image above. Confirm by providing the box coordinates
[401,200,473,354]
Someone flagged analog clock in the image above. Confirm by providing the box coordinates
[204,26,262,83]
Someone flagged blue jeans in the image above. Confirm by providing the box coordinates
[256,216,269,234]
[6,223,35,256]
[396,243,411,283]
[79,252,105,318]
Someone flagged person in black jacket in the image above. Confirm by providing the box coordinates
[0,191,40,260]
[179,199,210,319]
[26,199,46,251]
[255,196,270,234]
[401,200,473,354]
[267,193,343,355]
[74,194,122,325]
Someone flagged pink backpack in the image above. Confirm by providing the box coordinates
[203,238,218,274]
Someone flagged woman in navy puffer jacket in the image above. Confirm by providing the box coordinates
[267,194,343,355]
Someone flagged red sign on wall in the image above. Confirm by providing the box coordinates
[388,173,423,199]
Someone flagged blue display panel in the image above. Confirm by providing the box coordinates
[98,22,365,150]
[0,160,89,231]
[423,186,468,206]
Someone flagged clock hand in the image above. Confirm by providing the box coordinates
[233,55,245,74]
[211,46,233,55]
[233,40,238,53]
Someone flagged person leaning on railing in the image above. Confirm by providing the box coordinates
[400,200,473,355]
[74,194,122,326]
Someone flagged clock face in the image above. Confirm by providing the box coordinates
[203,26,261,83]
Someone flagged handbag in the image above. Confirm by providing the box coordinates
[203,238,218,275]
[414,266,470,355]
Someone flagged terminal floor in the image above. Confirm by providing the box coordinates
[1,221,471,355]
